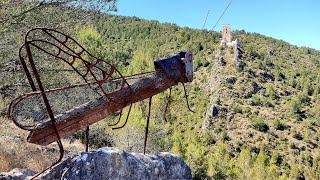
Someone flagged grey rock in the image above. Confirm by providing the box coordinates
[218,57,226,66]
[259,72,275,82]
[0,168,36,180]
[267,50,274,56]
[251,81,261,94]
[235,61,246,72]
[210,105,228,119]
[225,77,237,85]
[212,106,219,117]
[202,104,228,130]
[40,147,191,180]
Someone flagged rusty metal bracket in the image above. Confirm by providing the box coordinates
[154,51,193,83]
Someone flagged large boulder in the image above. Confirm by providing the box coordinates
[40,147,191,180]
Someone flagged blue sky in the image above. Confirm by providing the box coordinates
[113,0,320,50]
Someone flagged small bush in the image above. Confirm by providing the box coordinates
[289,141,297,149]
[262,98,274,107]
[215,97,221,105]
[251,117,269,132]
[273,119,285,130]
[233,105,243,114]
[249,95,261,106]
[194,86,201,91]
[74,125,113,148]
[293,132,303,141]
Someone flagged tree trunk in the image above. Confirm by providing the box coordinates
[27,71,176,146]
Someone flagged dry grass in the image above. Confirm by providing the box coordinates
[0,117,85,173]
[0,139,47,172]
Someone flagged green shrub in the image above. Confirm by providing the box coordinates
[194,86,201,91]
[215,97,221,105]
[233,105,243,114]
[251,117,269,132]
[262,98,274,107]
[265,83,277,100]
[293,132,303,140]
[249,95,261,106]
[273,119,285,130]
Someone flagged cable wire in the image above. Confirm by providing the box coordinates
[202,10,210,29]
[212,0,233,31]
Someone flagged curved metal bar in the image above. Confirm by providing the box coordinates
[25,28,133,104]
[8,91,40,130]
[30,140,64,180]
[24,29,65,179]
[108,109,123,127]
[181,82,195,113]
[163,88,172,122]
[112,103,132,130]
[11,27,135,130]
[8,80,112,131]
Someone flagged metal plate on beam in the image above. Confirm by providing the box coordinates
[184,51,193,82]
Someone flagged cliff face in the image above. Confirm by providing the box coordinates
[0,147,191,180]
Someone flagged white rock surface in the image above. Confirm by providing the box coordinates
[39,147,192,180]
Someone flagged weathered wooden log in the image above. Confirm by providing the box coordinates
[27,72,176,146]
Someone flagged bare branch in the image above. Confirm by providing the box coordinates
[11,1,46,19]
[0,0,117,24]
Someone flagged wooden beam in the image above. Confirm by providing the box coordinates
[27,72,176,146]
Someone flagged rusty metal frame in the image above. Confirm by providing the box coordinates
[9,27,134,129]
[8,28,134,178]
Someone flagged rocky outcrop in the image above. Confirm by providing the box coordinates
[218,57,226,66]
[0,148,191,180]
[202,104,228,130]
[0,168,35,180]
[225,77,237,85]
[38,147,191,180]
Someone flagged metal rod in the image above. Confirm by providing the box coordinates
[181,82,195,113]
[24,31,65,179]
[18,45,37,91]
[85,126,89,152]
[30,140,64,179]
[24,35,64,146]
[163,88,172,122]
[143,96,152,155]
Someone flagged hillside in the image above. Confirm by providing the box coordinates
[1,4,320,179]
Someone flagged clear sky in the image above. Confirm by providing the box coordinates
[112,0,320,50]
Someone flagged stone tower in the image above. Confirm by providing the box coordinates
[222,24,231,42]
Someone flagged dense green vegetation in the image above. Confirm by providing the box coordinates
[1,1,320,179]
